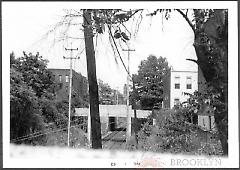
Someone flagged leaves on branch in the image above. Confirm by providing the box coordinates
[121,32,130,40]
[131,55,170,109]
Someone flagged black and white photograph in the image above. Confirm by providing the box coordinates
[2,1,239,168]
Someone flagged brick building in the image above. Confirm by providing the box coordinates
[48,69,88,103]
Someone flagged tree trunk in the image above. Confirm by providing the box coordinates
[195,46,228,156]
[83,9,102,149]
[178,9,228,156]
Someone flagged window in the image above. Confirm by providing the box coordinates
[175,83,180,89]
[59,75,62,82]
[66,75,69,83]
[174,76,180,89]
[186,76,192,89]
[174,98,180,106]
[186,84,192,89]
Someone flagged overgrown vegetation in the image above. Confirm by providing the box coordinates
[131,55,170,110]
[127,9,228,155]
[10,52,88,147]
[98,79,125,105]
[10,8,228,154]
[134,107,222,156]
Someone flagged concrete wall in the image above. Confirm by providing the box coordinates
[75,105,152,118]
[100,116,109,136]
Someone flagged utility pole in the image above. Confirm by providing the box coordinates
[83,9,102,149]
[63,42,79,147]
[132,75,139,149]
[122,48,135,142]
[116,87,119,105]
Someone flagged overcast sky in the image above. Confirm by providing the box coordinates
[1,1,231,92]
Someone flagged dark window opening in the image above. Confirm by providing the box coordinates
[175,83,180,89]
[187,84,192,89]
[109,117,116,131]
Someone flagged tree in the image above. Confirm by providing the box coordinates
[13,52,55,98]
[176,9,228,155]
[133,55,170,110]
[10,52,68,145]
[98,79,119,105]
[46,9,144,148]
[10,52,49,144]
[82,9,143,148]
[143,8,228,155]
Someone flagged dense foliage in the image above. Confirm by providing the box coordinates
[98,79,124,105]
[135,108,222,156]
[186,9,228,155]
[10,52,87,146]
[132,55,169,110]
[10,52,54,144]
[146,9,228,155]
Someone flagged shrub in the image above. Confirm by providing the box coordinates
[137,107,222,156]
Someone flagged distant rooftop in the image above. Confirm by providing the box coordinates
[48,68,86,78]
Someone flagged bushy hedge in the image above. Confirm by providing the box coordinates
[136,108,223,156]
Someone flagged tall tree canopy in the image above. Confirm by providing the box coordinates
[133,55,169,110]
[150,8,228,155]
[10,52,66,144]
[10,52,53,144]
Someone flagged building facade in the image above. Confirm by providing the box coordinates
[48,68,88,102]
[163,68,198,109]
[162,67,216,131]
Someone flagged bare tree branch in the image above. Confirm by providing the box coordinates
[176,9,195,33]
[108,30,119,66]
[120,22,132,38]
[186,58,198,64]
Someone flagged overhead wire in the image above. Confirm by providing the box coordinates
[106,24,132,80]
[107,30,120,67]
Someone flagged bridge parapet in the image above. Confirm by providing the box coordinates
[74,105,152,118]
